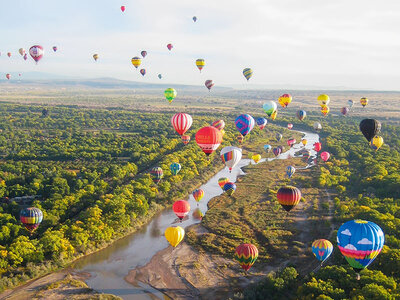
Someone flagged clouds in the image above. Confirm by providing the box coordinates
[358,238,373,245]
[341,229,352,236]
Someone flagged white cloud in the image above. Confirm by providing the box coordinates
[358,238,373,245]
[341,229,352,236]
[344,244,357,250]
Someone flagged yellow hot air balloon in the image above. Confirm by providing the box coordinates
[317,94,330,107]
[164,88,177,103]
[131,56,142,69]
[360,97,368,108]
[252,154,261,163]
[93,54,99,61]
[301,139,307,146]
[196,59,205,72]
[370,136,383,151]
[278,94,292,108]
[321,105,330,116]
[271,110,278,120]
[165,226,185,247]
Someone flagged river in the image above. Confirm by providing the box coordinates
[71,129,320,299]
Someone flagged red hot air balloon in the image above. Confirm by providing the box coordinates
[141,50,147,58]
[29,45,44,64]
[121,6,126,12]
[7,52,11,58]
[181,135,190,145]
[234,243,258,271]
[6,74,11,80]
[287,138,296,148]
[277,186,302,212]
[211,119,225,131]
[205,80,214,91]
[140,69,146,76]
[195,126,223,156]
[313,142,322,152]
[167,43,173,51]
[171,113,193,136]
[320,151,330,162]
[173,200,190,221]
[287,123,293,130]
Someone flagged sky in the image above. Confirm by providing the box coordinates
[1,0,400,90]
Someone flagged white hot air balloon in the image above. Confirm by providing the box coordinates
[220,146,242,172]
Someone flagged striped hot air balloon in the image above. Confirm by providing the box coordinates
[181,135,190,145]
[196,59,205,72]
[195,126,223,156]
[193,189,204,203]
[211,119,225,131]
[20,207,43,233]
[171,113,193,136]
[131,57,141,68]
[312,239,333,264]
[205,80,214,91]
[218,177,229,189]
[273,147,281,157]
[223,182,236,196]
[150,167,163,184]
[243,68,253,81]
[286,166,295,178]
[220,146,242,172]
[235,114,255,137]
[234,243,258,271]
[170,163,181,175]
[297,110,307,121]
[277,186,302,212]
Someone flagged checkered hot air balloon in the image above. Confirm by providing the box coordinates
[235,114,255,137]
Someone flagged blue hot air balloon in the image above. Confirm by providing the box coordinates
[286,166,295,178]
[264,144,272,153]
[170,163,181,176]
[223,182,236,196]
[235,114,255,137]
[256,117,268,130]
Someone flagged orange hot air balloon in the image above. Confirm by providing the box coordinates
[181,135,190,145]
[321,105,330,116]
[195,126,223,156]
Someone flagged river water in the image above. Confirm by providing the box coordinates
[72,130,320,299]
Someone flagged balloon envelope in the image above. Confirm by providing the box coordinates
[164,88,177,103]
[173,200,190,220]
[256,117,267,130]
[195,126,223,156]
[196,59,205,72]
[234,243,258,271]
[131,57,141,68]
[205,80,214,91]
[211,119,225,131]
[360,97,368,107]
[297,110,306,121]
[286,166,295,178]
[243,68,253,81]
[360,119,381,142]
[263,101,277,117]
[312,239,333,263]
[320,151,330,162]
[29,45,44,64]
[317,94,330,107]
[171,113,192,135]
[165,226,185,247]
[370,136,384,151]
[235,114,255,137]
[170,163,181,175]
[150,167,163,184]
[193,189,204,202]
[277,186,301,212]
[223,182,236,196]
[218,177,229,189]
[220,146,242,171]
[278,94,292,108]
[20,207,43,232]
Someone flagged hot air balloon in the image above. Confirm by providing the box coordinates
[287,138,296,148]
[360,97,368,108]
[359,119,381,142]
[173,200,190,221]
[234,243,258,271]
[286,166,295,178]
[337,220,384,279]
[93,54,99,61]
[19,48,25,56]
[7,52,11,57]
[205,79,214,91]
[270,110,278,120]
[170,163,181,175]
[165,88,177,103]
[211,120,225,131]
[312,239,333,265]
[235,114,255,137]
[277,186,301,212]
[278,145,285,152]
[276,133,282,141]
[223,182,236,196]
[317,94,330,107]
[131,57,141,68]
[321,105,330,116]
[256,118,267,130]
[287,123,293,130]
[320,151,330,162]
[120,5,126,12]
[192,208,204,220]
[195,126,223,156]
[6,74,10,80]
[263,101,277,117]
[140,69,146,76]
[193,16,197,22]
[237,134,244,144]
[181,135,190,145]
[150,167,163,184]
[313,122,322,131]
[243,68,253,81]
[218,177,229,189]
[158,74,162,79]
[167,43,173,51]
[20,207,43,233]
[348,100,354,108]
[165,226,185,247]
[196,59,205,72]
[301,139,307,147]
[252,154,261,163]
[220,146,242,172]
[264,144,271,153]
[273,147,281,157]
[341,107,349,116]
[193,189,204,203]
[370,136,383,151]
[23,54,28,61]
[302,150,311,162]
[313,142,322,152]
[171,113,192,136]
[297,110,306,121]
[29,45,44,64]
[278,94,292,108]
[52,46,57,52]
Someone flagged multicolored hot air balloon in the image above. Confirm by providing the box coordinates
[287,123,293,130]
[141,50,147,58]
[52,46,57,52]
[140,69,146,76]
[211,119,225,131]
[237,134,244,144]
[337,220,384,279]
[263,101,277,117]
[313,142,322,152]
[223,182,236,196]
[360,97,368,108]
[193,16,197,22]
[277,186,301,212]
[301,139,307,147]
[297,110,306,121]
[19,48,25,56]
[341,107,349,116]
[131,57,141,68]
[170,163,181,175]
[252,154,261,163]
[120,5,126,12]
[205,79,214,91]
[165,226,185,247]
[276,133,282,141]
[218,177,229,189]
[302,150,311,162]
[312,239,333,265]
[93,54,99,61]
[234,243,258,271]
[321,105,330,116]
[270,110,278,120]
[20,207,43,233]
[196,59,205,72]
[287,138,296,148]
[235,114,255,137]
[165,88,177,103]
[264,144,271,153]
[167,43,173,51]
[6,74,10,80]
[370,136,383,151]
[195,126,223,156]
[173,200,190,221]
[150,167,163,184]
[220,146,242,172]
[278,94,292,108]
[314,122,322,131]
[273,147,281,157]
[29,45,44,64]
[360,119,381,142]
[171,113,192,136]
[286,166,295,178]
[320,151,330,162]
[256,117,267,130]
[193,189,204,203]
[243,68,253,81]
[181,135,190,145]
[317,94,330,107]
